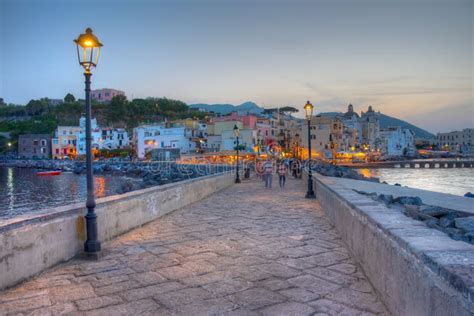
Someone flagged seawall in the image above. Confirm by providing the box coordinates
[0,171,234,290]
[304,174,474,315]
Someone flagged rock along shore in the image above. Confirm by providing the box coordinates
[0,159,232,195]
[355,190,474,244]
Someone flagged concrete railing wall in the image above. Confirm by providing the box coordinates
[0,172,234,290]
[304,174,474,316]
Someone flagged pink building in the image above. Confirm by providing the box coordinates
[91,88,125,103]
[211,112,257,129]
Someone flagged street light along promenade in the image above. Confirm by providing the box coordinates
[74,28,103,256]
[304,100,316,199]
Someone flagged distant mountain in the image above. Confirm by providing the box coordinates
[319,111,435,140]
[378,113,435,140]
[189,101,264,115]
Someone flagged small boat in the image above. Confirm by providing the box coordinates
[36,171,62,176]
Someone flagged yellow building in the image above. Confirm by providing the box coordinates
[213,121,243,136]
[51,126,81,159]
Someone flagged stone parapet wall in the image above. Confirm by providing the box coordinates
[0,172,234,290]
[304,174,474,315]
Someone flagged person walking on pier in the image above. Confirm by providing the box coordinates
[263,159,274,188]
[291,159,300,178]
[277,160,287,188]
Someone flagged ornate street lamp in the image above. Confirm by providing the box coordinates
[74,28,103,256]
[234,124,241,183]
[304,101,315,198]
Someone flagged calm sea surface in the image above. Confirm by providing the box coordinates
[358,168,474,196]
[0,167,136,219]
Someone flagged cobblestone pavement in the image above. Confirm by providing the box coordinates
[0,178,388,316]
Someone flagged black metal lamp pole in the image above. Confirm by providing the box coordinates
[74,28,103,256]
[83,72,101,254]
[304,101,315,199]
[235,135,241,183]
[234,124,241,183]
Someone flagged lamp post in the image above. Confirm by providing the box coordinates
[330,141,336,165]
[304,101,315,198]
[234,124,241,183]
[294,133,300,159]
[257,130,261,157]
[74,28,103,256]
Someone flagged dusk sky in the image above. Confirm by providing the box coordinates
[1,0,472,133]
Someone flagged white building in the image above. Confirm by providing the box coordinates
[380,126,415,157]
[436,128,474,153]
[221,129,256,152]
[133,125,191,159]
[206,135,222,152]
[100,128,129,150]
[76,117,129,155]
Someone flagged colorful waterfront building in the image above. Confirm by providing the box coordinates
[436,128,474,153]
[133,125,191,159]
[51,126,82,159]
[380,126,416,157]
[18,134,52,159]
[91,88,125,103]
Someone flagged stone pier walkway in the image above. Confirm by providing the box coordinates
[0,178,388,315]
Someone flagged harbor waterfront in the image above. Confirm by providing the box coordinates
[0,166,140,219]
[358,167,474,197]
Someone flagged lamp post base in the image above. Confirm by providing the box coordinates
[306,174,316,199]
[80,250,102,260]
[84,239,101,253]
[305,191,316,199]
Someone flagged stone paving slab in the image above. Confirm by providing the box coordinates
[0,178,388,315]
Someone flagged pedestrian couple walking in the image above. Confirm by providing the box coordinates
[262,159,287,188]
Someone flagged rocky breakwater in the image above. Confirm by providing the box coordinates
[0,159,75,171]
[356,190,474,244]
[73,162,231,194]
[1,159,231,195]
[311,162,380,183]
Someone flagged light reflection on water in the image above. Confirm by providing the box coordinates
[0,167,135,219]
[358,168,474,196]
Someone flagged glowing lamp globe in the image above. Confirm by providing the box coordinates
[74,28,103,73]
[304,100,314,120]
[233,124,240,137]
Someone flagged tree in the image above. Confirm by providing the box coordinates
[25,99,50,116]
[279,106,298,114]
[0,98,5,107]
[64,93,76,103]
[105,95,128,124]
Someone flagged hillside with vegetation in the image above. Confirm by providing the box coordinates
[0,94,204,152]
